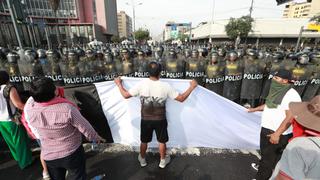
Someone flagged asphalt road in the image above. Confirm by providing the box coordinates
[0,144,260,180]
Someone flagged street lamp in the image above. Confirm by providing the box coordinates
[126,1,143,45]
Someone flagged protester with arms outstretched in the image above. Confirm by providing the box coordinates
[115,61,197,168]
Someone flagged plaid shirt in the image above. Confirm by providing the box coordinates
[25,101,99,161]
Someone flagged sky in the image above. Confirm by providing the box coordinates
[117,0,307,38]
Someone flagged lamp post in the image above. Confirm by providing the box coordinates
[209,0,215,43]
[126,0,142,45]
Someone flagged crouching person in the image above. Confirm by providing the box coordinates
[25,77,105,180]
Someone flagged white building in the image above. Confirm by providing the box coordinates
[189,18,320,45]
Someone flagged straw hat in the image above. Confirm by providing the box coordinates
[289,95,320,132]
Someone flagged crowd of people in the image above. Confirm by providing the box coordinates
[0,43,319,180]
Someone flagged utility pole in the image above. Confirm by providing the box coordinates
[126,0,143,45]
[249,0,254,18]
[295,26,304,53]
[209,0,215,43]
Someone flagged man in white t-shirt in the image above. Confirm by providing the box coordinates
[115,61,197,168]
[248,69,301,180]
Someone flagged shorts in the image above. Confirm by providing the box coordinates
[140,119,168,143]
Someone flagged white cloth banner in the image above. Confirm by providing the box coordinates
[95,77,262,149]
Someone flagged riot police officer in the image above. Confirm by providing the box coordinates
[204,51,225,96]
[260,51,285,103]
[44,49,64,86]
[223,51,243,103]
[165,49,185,79]
[292,53,312,96]
[60,50,82,85]
[133,50,149,78]
[6,52,23,91]
[302,52,320,101]
[119,48,134,77]
[103,50,118,81]
[18,49,44,90]
[240,49,265,107]
[185,50,205,85]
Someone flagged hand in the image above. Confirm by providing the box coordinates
[96,136,106,144]
[190,79,198,89]
[247,107,256,113]
[114,77,122,86]
[267,133,280,144]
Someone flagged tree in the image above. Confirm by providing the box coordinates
[111,35,121,43]
[225,16,254,40]
[178,34,189,42]
[134,29,150,43]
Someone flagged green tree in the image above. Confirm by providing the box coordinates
[178,34,189,42]
[225,16,254,40]
[134,29,150,43]
[111,35,121,43]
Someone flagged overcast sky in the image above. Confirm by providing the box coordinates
[117,0,307,37]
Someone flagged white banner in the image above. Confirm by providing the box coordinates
[95,77,262,149]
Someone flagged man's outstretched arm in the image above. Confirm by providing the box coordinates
[114,77,132,99]
[175,80,197,102]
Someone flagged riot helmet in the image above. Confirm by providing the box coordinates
[257,51,265,60]
[104,51,113,64]
[217,48,226,57]
[168,49,177,59]
[111,48,119,58]
[272,51,284,62]
[297,53,310,65]
[184,48,191,58]
[24,49,36,62]
[198,48,208,57]
[191,50,199,58]
[68,50,78,62]
[211,51,219,64]
[85,49,95,58]
[246,49,257,58]
[236,49,244,58]
[121,48,130,60]
[228,51,238,62]
[286,52,298,61]
[7,52,19,64]
[154,46,164,58]
[309,52,320,64]
[37,49,46,59]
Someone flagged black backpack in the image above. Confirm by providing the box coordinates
[3,84,22,124]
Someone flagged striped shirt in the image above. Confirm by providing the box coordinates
[25,100,99,161]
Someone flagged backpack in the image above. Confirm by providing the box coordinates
[3,84,22,124]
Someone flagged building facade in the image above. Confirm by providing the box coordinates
[189,19,320,46]
[117,11,132,38]
[0,0,118,48]
[283,0,320,18]
[164,22,191,41]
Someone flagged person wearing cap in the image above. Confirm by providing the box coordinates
[269,95,320,180]
[114,61,197,169]
[248,69,301,180]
